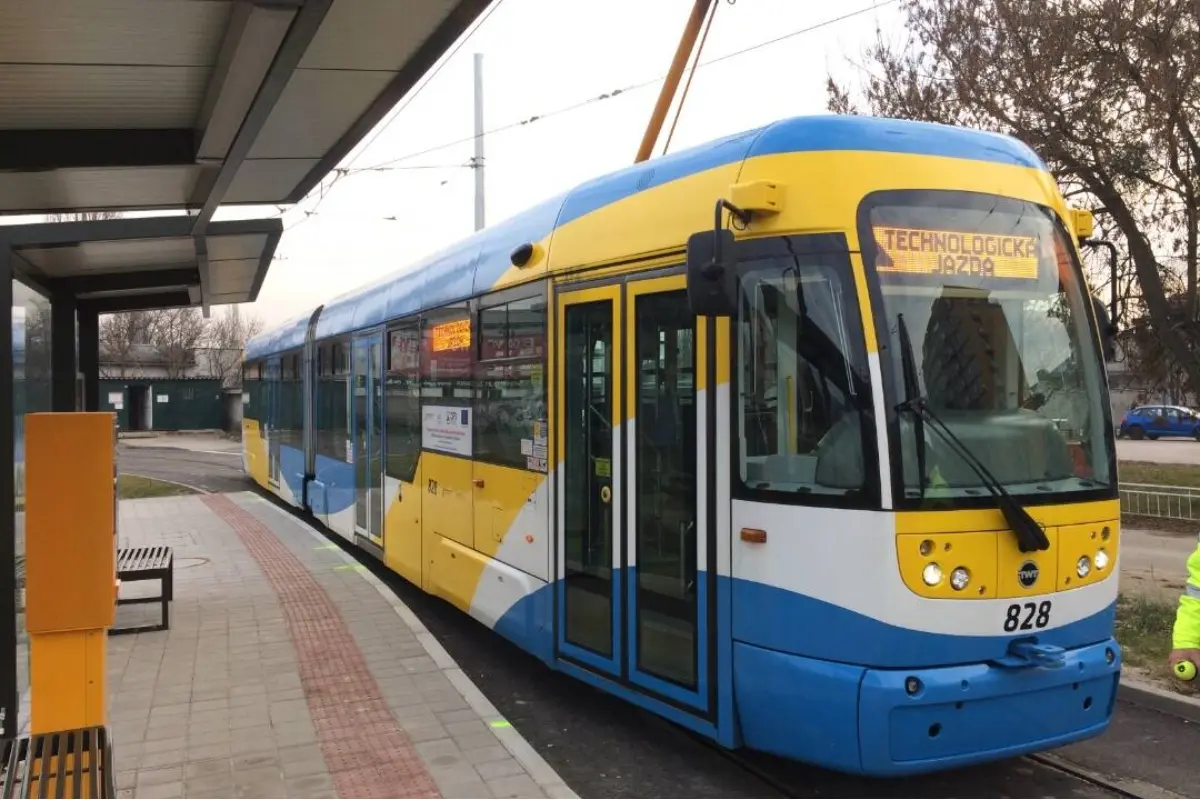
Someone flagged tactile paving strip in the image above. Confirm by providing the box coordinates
[202,494,440,799]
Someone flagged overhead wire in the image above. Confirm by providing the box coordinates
[661,0,720,157]
[277,0,898,234]
[341,0,509,171]
[352,0,899,174]
[276,0,508,232]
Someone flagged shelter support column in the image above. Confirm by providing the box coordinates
[79,306,99,412]
[51,292,77,412]
[0,245,16,737]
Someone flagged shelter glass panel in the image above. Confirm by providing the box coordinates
[13,278,51,703]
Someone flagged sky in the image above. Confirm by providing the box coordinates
[230,0,907,331]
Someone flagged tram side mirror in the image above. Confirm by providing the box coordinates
[686,228,737,317]
[1090,294,1117,363]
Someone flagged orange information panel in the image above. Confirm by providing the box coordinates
[873,226,1040,280]
[25,412,117,634]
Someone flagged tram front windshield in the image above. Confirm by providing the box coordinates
[863,193,1114,505]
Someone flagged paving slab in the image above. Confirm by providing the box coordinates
[92,491,574,799]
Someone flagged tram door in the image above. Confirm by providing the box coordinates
[351,331,385,551]
[556,275,712,716]
[266,357,281,488]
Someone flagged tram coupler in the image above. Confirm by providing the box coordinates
[991,639,1067,670]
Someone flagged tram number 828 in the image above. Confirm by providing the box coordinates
[1003,600,1052,632]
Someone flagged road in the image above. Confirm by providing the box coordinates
[120,440,1197,798]
[1117,438,1200,465]
[117,442,248,493]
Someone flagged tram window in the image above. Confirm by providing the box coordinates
[244,361,259,420]
[421,305,474,451]
[280,352,297,449]
[316,339,349,461]
[290,352,303,449]
[735,247,875,501]
[474,296,547,471]
[386,320,421,481]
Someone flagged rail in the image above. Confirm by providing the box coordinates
[1119,482,1200,521]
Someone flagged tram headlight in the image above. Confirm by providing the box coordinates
[1094,549,1110,572]
[1076,555,1091,578]
[922,563,943,586]
[950,566,971,591]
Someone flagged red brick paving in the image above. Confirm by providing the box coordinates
[202,493,441,799]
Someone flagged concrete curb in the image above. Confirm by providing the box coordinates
[249,494,578,800]
[1118,676,1200,724]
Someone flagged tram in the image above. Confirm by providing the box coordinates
[242,114,1122,777]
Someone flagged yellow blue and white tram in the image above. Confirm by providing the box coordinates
[243,114,1121,776]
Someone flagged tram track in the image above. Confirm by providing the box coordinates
[1024,752,1146,799]
[691,731,1154,798]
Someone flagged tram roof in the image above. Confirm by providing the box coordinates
[246,114,1047,359]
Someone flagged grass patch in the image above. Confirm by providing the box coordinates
[1119,460,1200,488]
[1116,593,1178,684]
[117,474,196,499]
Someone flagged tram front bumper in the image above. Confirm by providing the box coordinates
[733,637,1121,777]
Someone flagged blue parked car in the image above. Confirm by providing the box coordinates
[1118,404,1200,440]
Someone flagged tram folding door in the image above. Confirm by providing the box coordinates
[555,274,715,722]
[351,331,386,553]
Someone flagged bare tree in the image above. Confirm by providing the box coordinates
[98,311,152,378]
[827,0,1200,398]
[148,308,207,378]
[203,305,264,388]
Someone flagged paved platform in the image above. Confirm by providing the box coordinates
[87,491,573,799]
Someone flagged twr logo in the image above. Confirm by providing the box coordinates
[1017,560,1040,588]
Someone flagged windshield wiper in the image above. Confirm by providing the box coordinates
[896,314,927,499]
[893,315,1051,553]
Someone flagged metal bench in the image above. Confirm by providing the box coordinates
[113,546,173,636]
[0,726,115,798]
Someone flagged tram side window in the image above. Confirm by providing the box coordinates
[385,320,422,482]
[421,305,474,454]
[475,295,547,471]
[316,340,348,461]
[736,249,875,500]
[244,361,260,421]
[281,352,298,449]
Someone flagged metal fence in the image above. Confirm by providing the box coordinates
[1119,482,1200,521]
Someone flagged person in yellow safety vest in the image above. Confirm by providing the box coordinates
[1169,535,1200,674]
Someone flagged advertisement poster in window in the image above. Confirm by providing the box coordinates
[423,404,473,457]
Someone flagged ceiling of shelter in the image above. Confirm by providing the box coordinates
[0,0,491,311]
[0,0,489,216]
[3,216,282,313]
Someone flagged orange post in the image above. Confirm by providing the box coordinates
[634,0,715,163]
[25,413,118,735]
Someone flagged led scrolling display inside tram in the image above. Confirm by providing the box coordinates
[430,318,471,352]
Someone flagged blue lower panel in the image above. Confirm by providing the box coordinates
[493,581,555,667]
[859,638,1120,775]
[279,444,305,506]
[734,643,865,773]
[733,637,1121,777]
[313,454,354,514]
